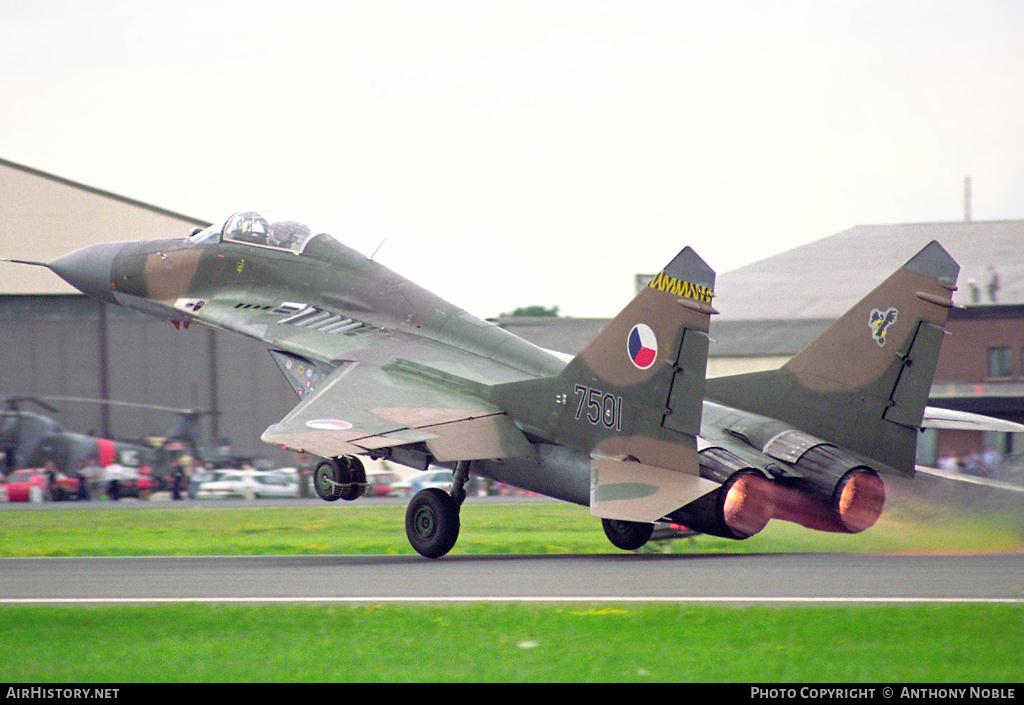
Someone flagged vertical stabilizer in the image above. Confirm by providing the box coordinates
[706,241,959,474]
[493,246,720,522]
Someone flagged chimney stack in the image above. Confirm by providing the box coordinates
[963,176,972,222]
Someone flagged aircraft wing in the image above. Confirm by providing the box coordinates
[260,357,536,462]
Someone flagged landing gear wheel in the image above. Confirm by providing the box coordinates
[602,518,654,551]
[313,456,368,502]
[313,459,343,501]
[340,455,367,502]
[405,488,460,559]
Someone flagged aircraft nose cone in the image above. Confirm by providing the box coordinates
[48,242,125,304]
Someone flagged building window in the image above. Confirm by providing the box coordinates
[988,346,1013,378]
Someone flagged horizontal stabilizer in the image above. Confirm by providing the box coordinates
[915,465,1024,494]
[921,406,1024,433]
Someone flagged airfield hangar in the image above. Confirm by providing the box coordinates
[0,158,294,468]
[2,157,1023,471]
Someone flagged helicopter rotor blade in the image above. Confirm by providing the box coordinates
[39,396,205,415]
[3,396,61,414]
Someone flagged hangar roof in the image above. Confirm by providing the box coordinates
[711,220,1024,321]
[0,158,208,294]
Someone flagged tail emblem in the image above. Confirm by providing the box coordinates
[628,324,658,369]
[648,270,714,303]
[868,307,898,347]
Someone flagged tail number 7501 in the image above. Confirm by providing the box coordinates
[573,384,623,432]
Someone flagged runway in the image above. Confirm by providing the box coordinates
[2,552,1021,605]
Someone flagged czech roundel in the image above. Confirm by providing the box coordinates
[306,419,353,431]
[627,324,658,370]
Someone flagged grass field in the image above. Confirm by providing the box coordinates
[1,485,1021,683]
[2,603,1022,683]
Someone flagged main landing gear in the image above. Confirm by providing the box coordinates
[405,460,471,559]
[601,518,654,551]
[313,455,367,502]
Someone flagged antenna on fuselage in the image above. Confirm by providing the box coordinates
[370,238,389,261]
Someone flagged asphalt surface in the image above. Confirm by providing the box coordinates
[1,552,1022,605]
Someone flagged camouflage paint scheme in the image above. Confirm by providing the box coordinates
[42,211,960,557]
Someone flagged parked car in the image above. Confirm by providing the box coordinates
[365,469,398,497]
[195,470,298,499]
[391,469,454,497]
[103,465,156,500]
[273,468,300,486]
[2,468,81,502]
[188,469,234,499]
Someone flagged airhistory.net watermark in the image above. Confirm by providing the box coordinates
[5,688,119,700]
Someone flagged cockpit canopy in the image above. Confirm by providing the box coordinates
[189,211,320,254]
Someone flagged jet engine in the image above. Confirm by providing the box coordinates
[757,429,885,534]
[668,426,886,539]
[666,442,775,539]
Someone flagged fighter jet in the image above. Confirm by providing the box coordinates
[25,211,962,557]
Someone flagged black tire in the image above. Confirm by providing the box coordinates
[601,518,654,551]
[313,459,345,502]
[405,488,460,559]
[339,455,367,502]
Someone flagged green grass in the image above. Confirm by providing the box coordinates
[0,492,1020,558]
[1,603,1021,682]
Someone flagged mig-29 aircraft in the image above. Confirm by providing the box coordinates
[16,211,963,557]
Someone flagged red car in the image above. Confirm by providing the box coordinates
[2,468,81,502]
[102,466,156,500]
[364,470,398,497]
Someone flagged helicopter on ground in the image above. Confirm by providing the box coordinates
[0,395,209,492]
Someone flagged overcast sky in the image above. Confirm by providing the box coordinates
[2,0,1023,318]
